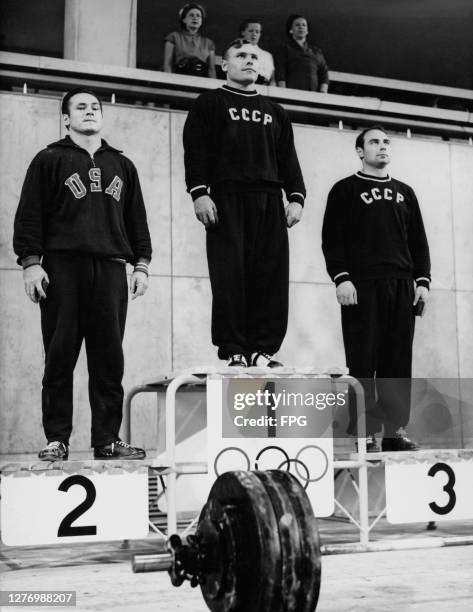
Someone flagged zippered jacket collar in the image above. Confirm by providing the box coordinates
[46,135,122,153]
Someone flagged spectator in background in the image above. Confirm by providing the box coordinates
[239,18,275,85]
[275,14,329,93]
[163,3,216,78]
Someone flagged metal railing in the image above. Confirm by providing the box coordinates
[1,51,473,140]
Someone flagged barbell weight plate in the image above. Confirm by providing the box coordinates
[269,470,321,612]
[254,470,304,611]
[199,470,281,612]
[193,496,238,605]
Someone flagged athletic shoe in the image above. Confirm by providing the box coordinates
[355,435,380,453]
[94,440,146,460]
[38,441,69,461]
[227,354,248,367]
[381,428,419,452]
[250,352,283,368]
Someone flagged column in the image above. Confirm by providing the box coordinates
[64,0,137,67]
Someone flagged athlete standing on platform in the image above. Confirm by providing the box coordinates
[13,88,152,461]
[322,126,431,451]
[183,39,306,368]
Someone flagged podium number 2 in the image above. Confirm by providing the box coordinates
[57,475,97,537]
[428,462,456,515]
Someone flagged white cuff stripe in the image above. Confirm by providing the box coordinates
[334,272,349,281]
[416,277,430,283]
[289,192,305,199]
[190,184,207,193]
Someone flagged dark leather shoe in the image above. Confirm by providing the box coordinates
[382,428,419,451]
[38,441,69,461]
[94,440,146,460]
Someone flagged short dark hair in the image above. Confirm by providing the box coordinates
[61,88,102,115]
[222,38,252,60]
[355,125,387,149]
[179,3,205,31]
[239,18,262,37]
[286,14,307,37]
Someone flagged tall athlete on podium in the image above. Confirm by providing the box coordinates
[13,88,152,461]
[183,39,306,368]
[322,126,431,451]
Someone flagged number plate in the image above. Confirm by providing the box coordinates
[386,460,473,523]
[1,468,149,546]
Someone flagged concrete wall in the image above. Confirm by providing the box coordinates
[1,92,472,454]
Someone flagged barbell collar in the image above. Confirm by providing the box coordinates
[132,552,173,573]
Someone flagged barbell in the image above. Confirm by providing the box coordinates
[132,469,321,612]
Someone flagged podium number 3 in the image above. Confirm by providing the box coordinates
[428,462,456,515]
[57,475,97,536]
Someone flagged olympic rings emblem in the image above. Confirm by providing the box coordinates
[213,447,251,477]
[295,445,329,483]
[277,459,310,490]
[254,445,290,471]
[213,444,329,488]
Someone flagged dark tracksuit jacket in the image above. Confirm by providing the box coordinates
[322,171,431,434]
[13,136,152,446]
[183,84,306,359]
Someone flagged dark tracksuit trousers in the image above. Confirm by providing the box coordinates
[206,191,289,360]
[341,278,415,436]
[40,252,128,447]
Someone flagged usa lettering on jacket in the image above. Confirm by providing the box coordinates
[360,187,405,205]
[228,107,273,125]
[65,169,123,201]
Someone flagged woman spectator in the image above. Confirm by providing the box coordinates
[275,14,329,92]
[239,18,275,85]
[163,3,216,78]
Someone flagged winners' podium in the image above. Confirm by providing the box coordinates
[123,367,473,551]
[1,367,473,553]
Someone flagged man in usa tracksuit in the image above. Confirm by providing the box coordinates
[13,88,152,461]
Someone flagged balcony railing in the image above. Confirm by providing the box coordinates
[1,51,472,140]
